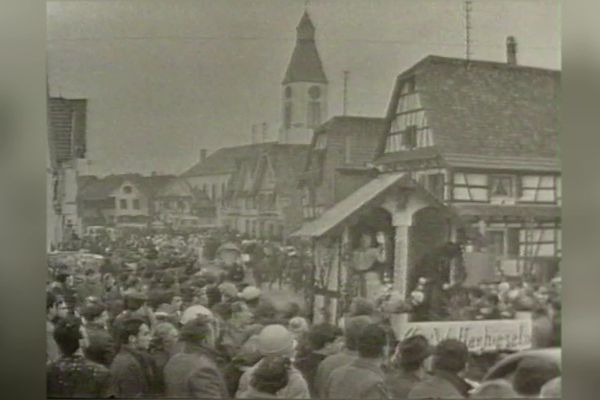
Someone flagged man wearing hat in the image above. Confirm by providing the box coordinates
[408,339,472,399]
[163,315,229,398]
[236,324,310,399]
[216,242,247,287]
[384,335,433,399]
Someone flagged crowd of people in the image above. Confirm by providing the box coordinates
[46,229,561,398]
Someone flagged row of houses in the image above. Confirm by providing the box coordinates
[48,10,561,307]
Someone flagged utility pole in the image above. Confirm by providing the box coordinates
[343,70,349,116]
[465,0,473,63]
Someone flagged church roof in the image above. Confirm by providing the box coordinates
[282,12,327,85]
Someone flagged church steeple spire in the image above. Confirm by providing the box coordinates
[297,11,315,41]
[279,10,328,145]
[282,11,327,85]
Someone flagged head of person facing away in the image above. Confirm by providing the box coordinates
[357,323,387,360]
[431,339,469,375]
[250,355,291,395]
[53,315,89,357]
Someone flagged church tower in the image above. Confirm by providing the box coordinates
[279,11,328,144]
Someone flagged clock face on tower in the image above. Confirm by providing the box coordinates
[309,85,321,100]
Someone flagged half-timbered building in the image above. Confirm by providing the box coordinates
[292,54,560,323]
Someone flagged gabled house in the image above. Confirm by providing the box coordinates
[292,51,561,323]
[223,143,309,238]
[298,116,386,220]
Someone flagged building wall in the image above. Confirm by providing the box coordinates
[185,174,230,223]
[103,181,150,223]
[280,81,328,145]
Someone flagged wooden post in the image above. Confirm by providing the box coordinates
[393,224,411,300]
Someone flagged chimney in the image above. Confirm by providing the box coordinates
[262,122,268,142]
[506,36,517,65]
[200,149,207,163]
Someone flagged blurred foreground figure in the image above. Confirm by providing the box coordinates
[325,323,390,400]
[164,315,229,398]
[47,316,112,398]
[408,339,472,399]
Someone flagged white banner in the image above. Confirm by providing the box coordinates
[392,318,532,353]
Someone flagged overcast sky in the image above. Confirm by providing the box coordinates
[47,0,560,176]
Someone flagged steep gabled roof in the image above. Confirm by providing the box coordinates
[282,12,327,84]
[226,144,309,198]
[180,142,277,177]
[376,56,560,170]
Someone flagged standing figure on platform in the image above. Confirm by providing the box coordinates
[350,232,387,301]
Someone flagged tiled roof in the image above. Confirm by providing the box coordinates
[282,12,327,84]
[226,144,309,198]
[376,56,560,168]
[78,174,176,200]
[180,142,276,177]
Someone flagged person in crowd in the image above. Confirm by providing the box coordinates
[288,316,311,358]
[539,376,561,398]
[240,355,292,399]
[408,339,473,399]
[112,289,156,331]
[216,242,246,287]
[294,323,343,397]
[314,315,372,398]
[50,268,79,314]
[46,291,63,364]
[110,317,161,398]
[348,297,377,318]
[238,285,264,315]
[512,356,560,397]
[236,324,310,399]
[80,303,116,367]
[77,268,104,302]
[470,379,517,398]
[47,316,112,398]
[325,323,390,400]
[163,315,229,398]
[149,321,180,373]
[384,335,433,399]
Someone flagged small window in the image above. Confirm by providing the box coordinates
[490,175,514,197]
[132,199,140,210]
[285,86,292,99]
[123,186,132,194]
[120,199,127,209]
[401,126,417,149]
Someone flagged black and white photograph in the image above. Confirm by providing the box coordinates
[46,0,561,398]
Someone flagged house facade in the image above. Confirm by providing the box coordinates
[222,143,309,238]
[47,96,88,247]
[293,54,561,323]
[298,116,386,220]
